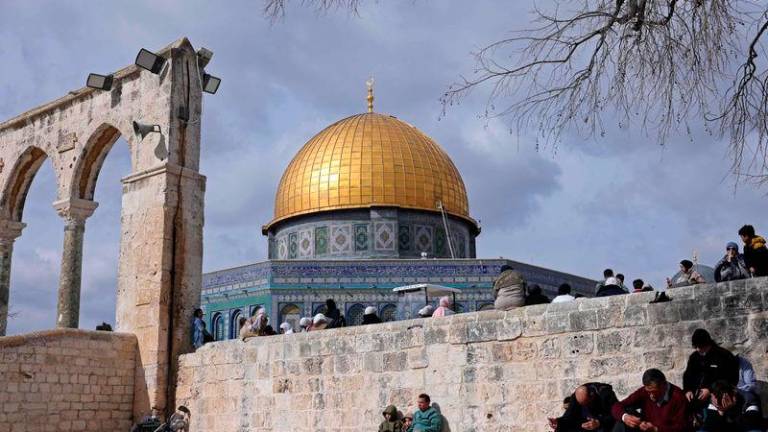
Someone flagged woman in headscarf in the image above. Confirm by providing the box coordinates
[432,296,455,317]
[310,313,329,331]
[279,322,294,334]
[299,317,312,332]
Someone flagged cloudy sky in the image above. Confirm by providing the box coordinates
[2,1,766,334]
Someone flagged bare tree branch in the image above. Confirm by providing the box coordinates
[266,0,768,184]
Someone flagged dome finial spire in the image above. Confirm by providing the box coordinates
[366,77,375,113]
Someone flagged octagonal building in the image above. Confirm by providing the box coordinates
[200,94,595,339]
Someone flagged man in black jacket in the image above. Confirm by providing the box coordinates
[683,329,740,410]
[738,224,768,277]
[548,382,618,431]
[701,380,765,432]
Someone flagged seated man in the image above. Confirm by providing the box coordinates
[548,382,618,431]
[611,369,692,432]
[682,329,739,410]
[700,380,764,432]
[409,393,442,432]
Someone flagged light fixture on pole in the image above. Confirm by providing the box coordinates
[135,48,167,74]
[86,73,113,91]
[202,74,221,94]
[132,121,161,140]
[197,47,214,69]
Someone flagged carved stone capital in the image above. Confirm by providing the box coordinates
[52,198,99,225]
[0,219,26,245]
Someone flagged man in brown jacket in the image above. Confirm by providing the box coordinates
[494,265,526,310]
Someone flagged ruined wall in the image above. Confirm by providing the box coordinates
[176,279,768,432]
[0,329,137,432]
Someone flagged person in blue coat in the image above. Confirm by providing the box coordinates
[409,394,442,432]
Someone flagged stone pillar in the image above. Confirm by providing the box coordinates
[0,220,25,336]
[53,198,98,329]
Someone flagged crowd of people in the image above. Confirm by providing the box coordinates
[187,225,767,431]
[493,224,768,310]
[549,329,765,432]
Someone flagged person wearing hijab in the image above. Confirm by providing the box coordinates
[279,322,294,334]
[299,317,312,332]
[362,306,382,325]
[311,313,329,331]
[432,296,455,318]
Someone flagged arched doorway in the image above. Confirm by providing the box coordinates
[278,303,301,332]
[212,313,225,341]
[230,309,243,339]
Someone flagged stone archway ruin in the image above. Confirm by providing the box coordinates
[0,38,206,417]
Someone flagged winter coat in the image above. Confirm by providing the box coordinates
[683,345,740,393]
[409,407,442,432]
[325,307,345,328]
[493,269,526,311]
[714,254,750,282]
[555,382,618,432]
[595,284,627,297]
[379,405,403,432]
[743,235,768,277]
[363,314,382,325]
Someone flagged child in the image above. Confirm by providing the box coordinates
[379,405,403,432]
[402,413,413,431]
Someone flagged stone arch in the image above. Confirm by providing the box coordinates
[211,313,225,341]
[70,122,133,201]
[1,146,50,222]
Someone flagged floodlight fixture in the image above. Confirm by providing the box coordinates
[132,121,161,140]
[86,73,113,91]
[135,48,167,74]
[202,74,221,94]
[197,47,214,69]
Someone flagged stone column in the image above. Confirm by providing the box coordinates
[0,219,25,336]
[53,198,98,329]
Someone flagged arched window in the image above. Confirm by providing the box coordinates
[230,309,243,340]
[477,303,495,311]
[380,304,397,322]
[346,303,366,326]
[279,303,302,333]
[212,313,225,341]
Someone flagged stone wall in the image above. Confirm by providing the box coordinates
[0,329,137,432]
[176,279,768,432]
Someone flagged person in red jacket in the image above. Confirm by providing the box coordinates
[611,369,692,432]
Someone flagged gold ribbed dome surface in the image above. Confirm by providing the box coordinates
[267,112,471,229]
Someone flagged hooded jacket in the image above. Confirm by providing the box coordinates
[379,405,403,432]
[714,254,750,282]
[743,235,768,277]
[493,269,526,310]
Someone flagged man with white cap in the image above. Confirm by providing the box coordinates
[299,317,312,332]
[362,306,382,325]
[279,322,294,334]
[310,313,328,331]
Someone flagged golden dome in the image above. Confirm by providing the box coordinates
[265,112,474,231]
